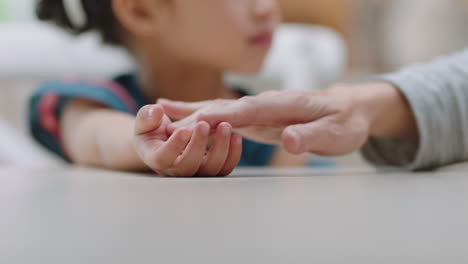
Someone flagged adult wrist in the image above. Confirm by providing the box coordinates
[352,81,418,138]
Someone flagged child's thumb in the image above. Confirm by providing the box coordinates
[134,105,165,135]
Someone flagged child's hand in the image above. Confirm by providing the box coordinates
[133,105,242,177]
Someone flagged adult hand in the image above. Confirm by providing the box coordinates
[160,82,417,156]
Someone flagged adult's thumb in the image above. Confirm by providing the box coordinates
[282,120,335,156]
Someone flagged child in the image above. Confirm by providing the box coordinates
[30,0,305,176]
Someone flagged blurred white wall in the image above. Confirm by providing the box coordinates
[1,0,35,21]
[0,79,63,167]
[381,0,468,69]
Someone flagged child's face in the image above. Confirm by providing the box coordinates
[154,0,282,73]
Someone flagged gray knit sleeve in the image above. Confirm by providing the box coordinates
[361,49,468,171]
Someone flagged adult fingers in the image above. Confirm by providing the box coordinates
[158,98,213,121]
[165,97,262,133]
[196,92,319,128]
[167,114,199,135]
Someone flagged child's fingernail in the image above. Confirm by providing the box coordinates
[220,123,231,136]
[148,106,155,118]
[200,123,210,136]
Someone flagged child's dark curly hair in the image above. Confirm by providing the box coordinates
[36,0,123,46]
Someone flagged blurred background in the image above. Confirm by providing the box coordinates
[1,0,468,167]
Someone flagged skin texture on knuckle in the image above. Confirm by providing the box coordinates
[302,93,337,119]
[293,94,314,111]
[236,96,260,123]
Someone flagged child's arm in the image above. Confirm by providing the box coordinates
[61,99,145,171]
[61,99,242,176]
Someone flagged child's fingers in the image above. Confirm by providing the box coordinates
[172,122,211,176]
[219,134,243,176]
[197,122,232,176]
[135,105,165,136]
[150,128,192,170]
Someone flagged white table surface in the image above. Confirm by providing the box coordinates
[1,165,468,263]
